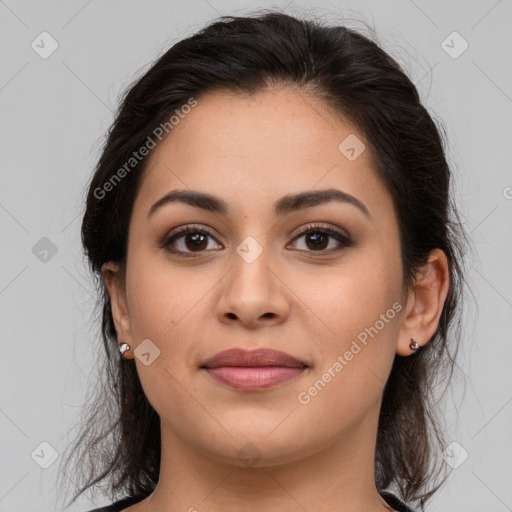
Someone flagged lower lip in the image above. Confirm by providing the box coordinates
[204,366,306,391]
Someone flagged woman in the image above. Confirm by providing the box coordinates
[58,9,469,512]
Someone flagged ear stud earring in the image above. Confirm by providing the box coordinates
[119,343,133,359]
[409,338,420,351]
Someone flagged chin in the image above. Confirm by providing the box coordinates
[200,427,323,470]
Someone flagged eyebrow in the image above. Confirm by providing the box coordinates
[147,188,371,220]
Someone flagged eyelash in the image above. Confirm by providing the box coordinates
[160,223,354,258]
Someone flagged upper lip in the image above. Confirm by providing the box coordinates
[201,348,308,369]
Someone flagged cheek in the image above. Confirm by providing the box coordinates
[124,255,217,392]
[294,251,401,407]
[125,253,213,341]
[297,249,401,341]
[295,301,401,440]
[124,260,210,423]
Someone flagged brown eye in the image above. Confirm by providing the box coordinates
[289,224,353,255]
[161,223,353,258]
[162,225,222,257]
[182,232,209,251]
[303,232,329,250]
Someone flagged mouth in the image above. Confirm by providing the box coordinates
[200,348,309,391]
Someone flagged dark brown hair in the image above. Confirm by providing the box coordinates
[58,9,470,511]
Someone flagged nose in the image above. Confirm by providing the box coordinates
[216,244,290,329]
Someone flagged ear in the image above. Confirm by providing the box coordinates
[101,261,133,353]
[396,248,450,356]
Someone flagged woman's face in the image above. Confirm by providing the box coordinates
[108,87,415,466]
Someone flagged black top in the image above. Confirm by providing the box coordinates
[86,490,415,511]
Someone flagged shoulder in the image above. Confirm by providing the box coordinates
[380,491,417,512]
[84,494,147,512]
[87,491,414,512]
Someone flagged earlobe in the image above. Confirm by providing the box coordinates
[396,248,450,356]
[101,262,133,350]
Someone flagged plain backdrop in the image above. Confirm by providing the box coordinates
[1,1,511,511]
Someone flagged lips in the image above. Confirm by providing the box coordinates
[202,348,307,369]
[201,348,308,391]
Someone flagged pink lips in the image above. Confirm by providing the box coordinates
[201,348,308,391]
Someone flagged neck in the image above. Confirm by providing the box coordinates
[140,404,395,512]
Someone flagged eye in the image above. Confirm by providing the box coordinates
[288,223,353,255]
[161,225,222,257]
[161,222,353,258]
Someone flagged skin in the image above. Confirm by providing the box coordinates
[102,86,450,512]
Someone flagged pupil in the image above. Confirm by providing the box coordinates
[187,233,206,250]
[183,232,329,252]
[307,233,327,250]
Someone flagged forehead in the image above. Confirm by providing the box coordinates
[133,87,395,224]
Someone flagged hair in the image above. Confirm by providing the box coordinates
[58,9,471,511]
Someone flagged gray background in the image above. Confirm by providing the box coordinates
[1,0,511,511]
